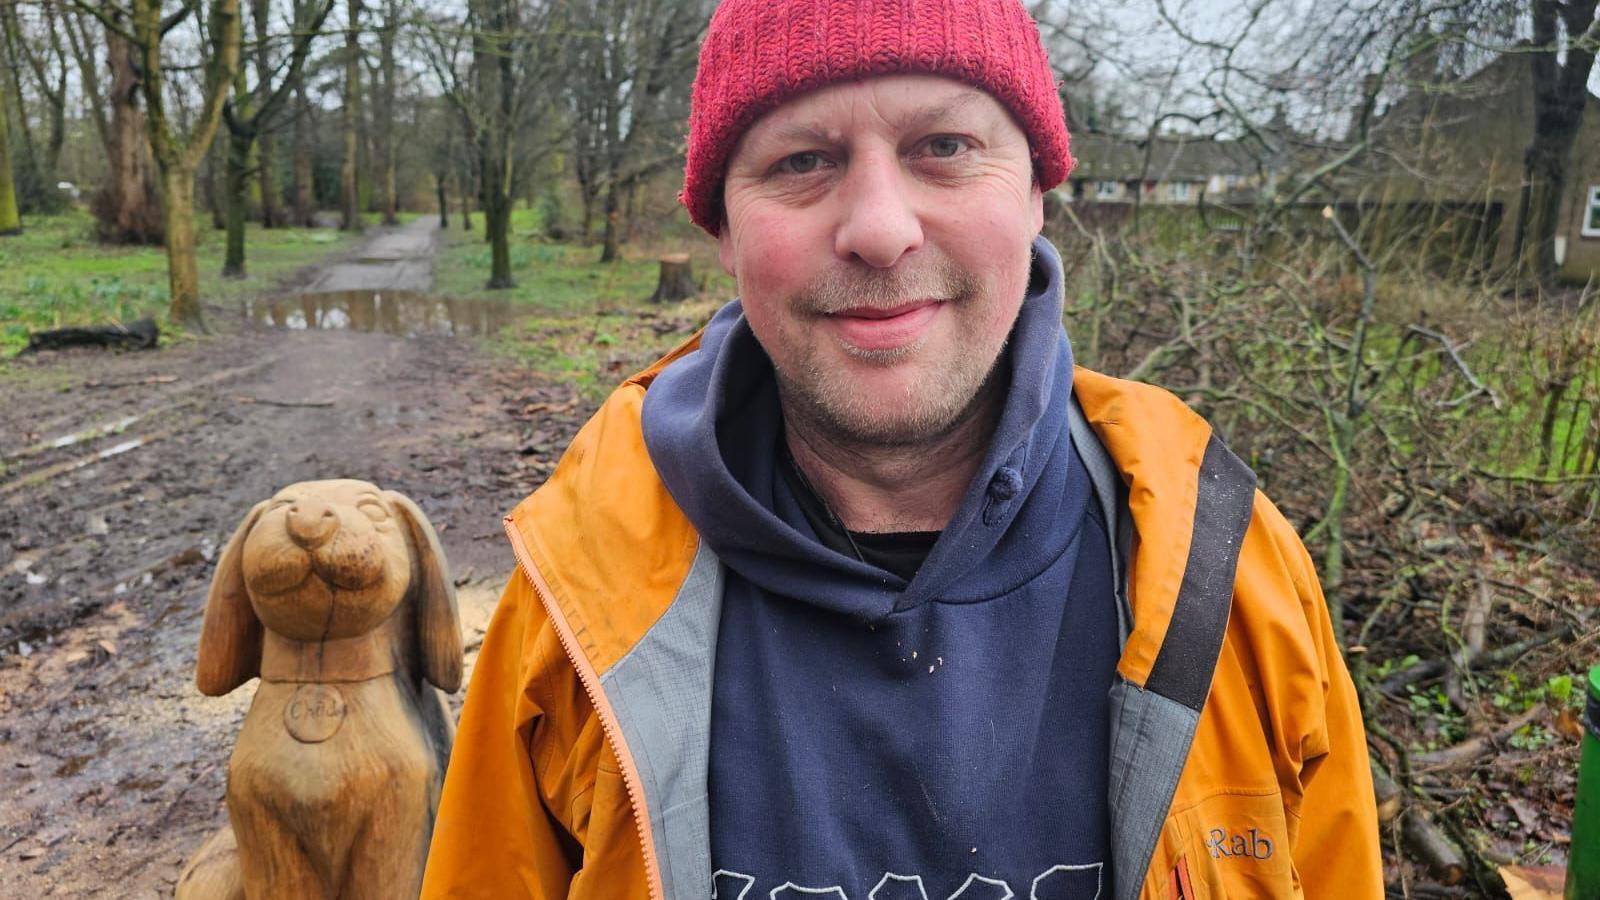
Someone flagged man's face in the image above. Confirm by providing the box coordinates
[719,75,1045,447]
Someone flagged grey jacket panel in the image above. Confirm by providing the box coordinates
[598,539,724,900]
[1107,681,1203,900]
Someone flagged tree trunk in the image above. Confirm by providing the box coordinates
[578,183,594,243]
[205,152,227,230]
[376,0,398,226]
[163,168,203,328]
[380,140,398,225]
[1537,378,1571,475]
[1517,130,1578,286]
[293,80,313,227]
[648,255,695,303]
[623,178,643,243]
[4,2,68,182]
[64,9,110,150]
[599,179,621,263]
[340,0,363,230]
[480,142,511,287]
[44,83,64,181]
[223,128,252,278]
[0,10,44,208]
[460,165,472,231]
[250,0,278,228]
[132,0,241,328]
[485,192,512,288]
[100,31,163,244]
[257,131,278,227]
[436,174,449,228]
[1513,0,1600,288]
[0,85,20,235]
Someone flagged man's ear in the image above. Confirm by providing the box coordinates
[385,491,463,693]
[1029,181,1045,235]
[196,500,268,696]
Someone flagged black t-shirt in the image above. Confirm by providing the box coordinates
[778,443,939,581]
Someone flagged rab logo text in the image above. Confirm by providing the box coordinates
[1207,827,1275,861]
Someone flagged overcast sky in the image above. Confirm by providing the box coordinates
[1034,0,1600,139]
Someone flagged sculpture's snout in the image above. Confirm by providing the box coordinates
[286,500,338,550]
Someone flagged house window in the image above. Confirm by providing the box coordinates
[1584,186,1600,237]
[1170,182,1192,201]
[1096,181,1119,199]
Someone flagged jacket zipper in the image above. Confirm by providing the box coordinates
[1169,857,1194,900]
[503,516,664,900]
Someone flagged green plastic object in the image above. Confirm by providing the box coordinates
[1567,666,1600,899]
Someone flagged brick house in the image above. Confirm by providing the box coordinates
[1065,54,1600,282]
[1340,52,1600,282]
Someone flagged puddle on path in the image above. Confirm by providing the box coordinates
[246,291,521,338]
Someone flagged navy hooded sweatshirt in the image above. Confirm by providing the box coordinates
[641,237,1118,900]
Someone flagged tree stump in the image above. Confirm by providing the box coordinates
[648,253,696,303]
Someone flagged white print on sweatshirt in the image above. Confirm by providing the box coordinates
[711,863,1104,900]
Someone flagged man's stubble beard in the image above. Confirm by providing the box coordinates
[761,256,1019,450]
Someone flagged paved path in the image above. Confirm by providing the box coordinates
[301,217,437,293]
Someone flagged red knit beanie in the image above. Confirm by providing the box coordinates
[680,0,1074,236]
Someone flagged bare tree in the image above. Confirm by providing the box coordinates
[290,72,313,225]
[340,0,362,229]
[76,0,243,326]
[0,68,19,235]
[368,0,399,224]
[564,0,705,263]
[0,1,50,212]
[421,0,562,288]
[2,2,70,188]
[221,0,332,277]
[62,3,164,242]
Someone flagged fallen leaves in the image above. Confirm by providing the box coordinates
[1500,864,1566,900]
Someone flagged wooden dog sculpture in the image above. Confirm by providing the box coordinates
[176,480,462,900]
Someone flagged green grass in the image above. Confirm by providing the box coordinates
[0,208,359,355]
[432,205,735,399]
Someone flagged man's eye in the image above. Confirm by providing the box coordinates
[927,136,966,158]
[780,152,823,174]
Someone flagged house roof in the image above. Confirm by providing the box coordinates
[1329,51,1600,202]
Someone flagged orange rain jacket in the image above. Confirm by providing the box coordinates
[422,341,1383,900]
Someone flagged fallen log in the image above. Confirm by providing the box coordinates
[1411,706,1544,771]
[22,318,159,353]
[1371,758,1402,823]
[1403,808,1466,885]
[1378,627,1572,694]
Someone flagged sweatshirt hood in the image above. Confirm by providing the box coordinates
[641,236,1086,622]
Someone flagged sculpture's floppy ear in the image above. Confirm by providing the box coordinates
[196,500,268,696]
[387,491,463,693]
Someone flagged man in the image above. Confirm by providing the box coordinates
[422,0,1382,897]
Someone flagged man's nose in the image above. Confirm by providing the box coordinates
[833,150,924,269]
[286,499,339,549]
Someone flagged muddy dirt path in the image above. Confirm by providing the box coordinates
[0,219,579,897]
